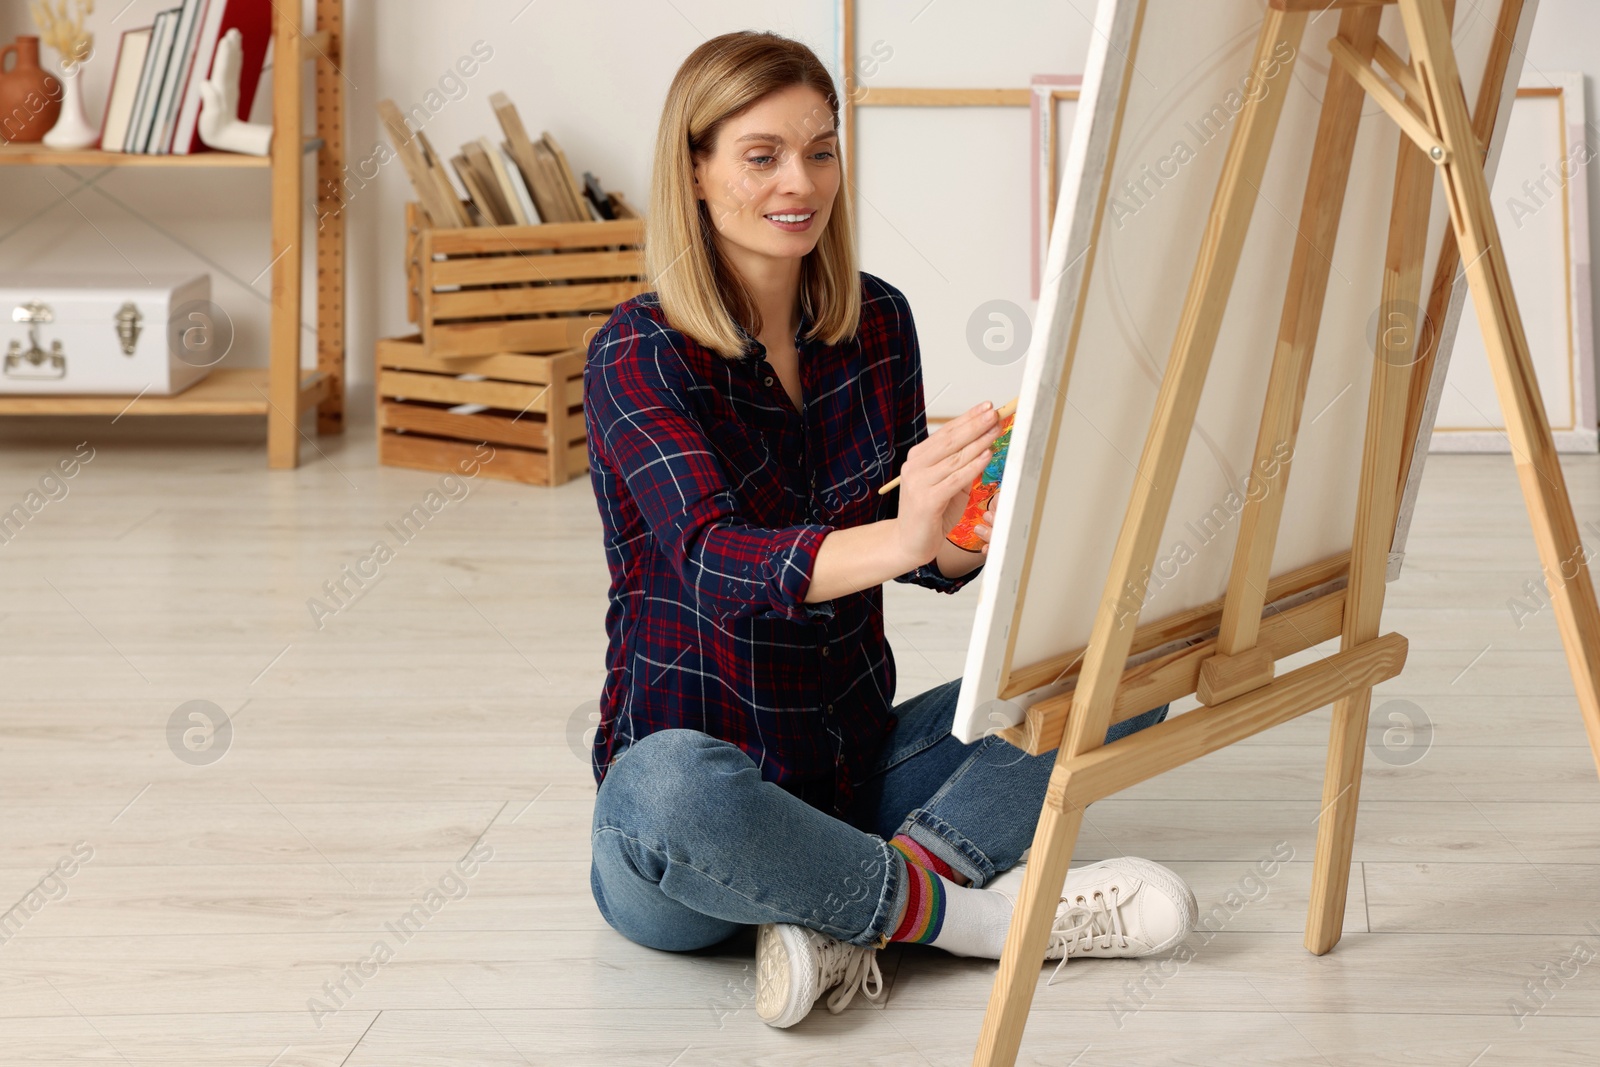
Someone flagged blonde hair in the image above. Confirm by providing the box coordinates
[647,31,860,360]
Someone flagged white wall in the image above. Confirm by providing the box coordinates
[0,0,1595,417]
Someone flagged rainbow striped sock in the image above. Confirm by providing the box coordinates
[883,837,1016,957]
[887,852,947,945]
[888,833,959,882]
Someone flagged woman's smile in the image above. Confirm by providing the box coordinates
[764,210,816,232]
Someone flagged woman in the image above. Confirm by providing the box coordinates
[583,30,1196,1030]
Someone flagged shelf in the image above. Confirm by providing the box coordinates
[0,367,325,416]
[0,0,346,468]
[0,142,271,167]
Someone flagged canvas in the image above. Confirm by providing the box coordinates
[950,0,1537,744]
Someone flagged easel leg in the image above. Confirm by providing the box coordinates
[1401,0,1600,774]
[1307,682,1375,953]
[1306,10,1444,954]
[972,799,1083,1066]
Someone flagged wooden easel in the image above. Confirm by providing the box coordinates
[973,0,1600,1064]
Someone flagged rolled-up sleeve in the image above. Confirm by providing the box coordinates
[876,283,986,596]
[894,557,981,593]
[586,311,837,623]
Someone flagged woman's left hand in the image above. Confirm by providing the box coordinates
[946,488,999,553]
[974,490,998,552]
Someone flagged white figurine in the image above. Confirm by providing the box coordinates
[198,28,272,155]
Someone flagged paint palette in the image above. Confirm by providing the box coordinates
[945,410,1015,551]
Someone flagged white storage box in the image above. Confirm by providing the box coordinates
[0,274,215,395]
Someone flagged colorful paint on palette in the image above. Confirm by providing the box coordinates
[945,410,1015,551]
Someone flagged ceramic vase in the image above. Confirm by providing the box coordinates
[43,55,96,149]
[0,36,63,144]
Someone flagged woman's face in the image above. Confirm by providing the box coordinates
[693,83,840,272]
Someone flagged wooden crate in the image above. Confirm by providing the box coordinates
[375,334,588,487]
[405,196,648,358]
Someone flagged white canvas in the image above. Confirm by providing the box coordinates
[953,0,1537,743]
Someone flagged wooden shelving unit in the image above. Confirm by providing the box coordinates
[0,0,346,469]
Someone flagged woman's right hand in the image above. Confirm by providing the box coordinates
[891,401,1002,568]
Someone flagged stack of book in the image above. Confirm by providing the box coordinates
[378,90,629,228]
[98,0,270,155]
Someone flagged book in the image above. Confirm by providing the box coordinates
[98,26,153,152]
[479,136,529,225]
[137,8,182,152]
[150,0,208,154]
[172,0,273,155]
[125,8,178,153]
[502,145,541,223]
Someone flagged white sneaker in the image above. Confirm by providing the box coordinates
[987,856,1197,983]
[754,922,885,1028]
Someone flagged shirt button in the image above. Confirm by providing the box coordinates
[827,704,834,714]
[764,375,775,386]
[821,646,830,657]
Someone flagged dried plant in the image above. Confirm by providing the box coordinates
[30,0,95,71]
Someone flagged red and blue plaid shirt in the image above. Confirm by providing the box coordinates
[583,272,983,817]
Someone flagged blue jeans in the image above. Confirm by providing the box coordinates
[589,678,1169,952]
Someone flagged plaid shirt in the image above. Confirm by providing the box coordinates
[583,272,983,817]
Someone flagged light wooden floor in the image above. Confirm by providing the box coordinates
[1,410,1598,1066]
